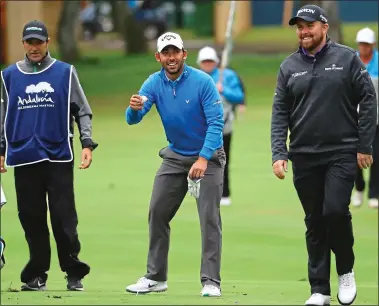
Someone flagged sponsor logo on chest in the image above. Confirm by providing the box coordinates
[325,64,344,71]
[17,82,55,110]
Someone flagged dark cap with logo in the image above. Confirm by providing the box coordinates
[22,20,49,41]
[289,5,328,26]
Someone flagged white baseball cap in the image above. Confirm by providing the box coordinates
[197,46,220,65]
[157,32,184,52]
[356,27,376,44]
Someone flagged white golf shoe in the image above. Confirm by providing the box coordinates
[305,293,331,305]
[351,191,363,207]
[220,197,231,206]
[201,284,221,297]
[368,198,378,208]
[126,277,167,294]
[337,271,357,305]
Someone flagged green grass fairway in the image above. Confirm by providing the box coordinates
[0,53,377,305]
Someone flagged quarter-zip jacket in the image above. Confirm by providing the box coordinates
[0,53,98,155]
[126,64,224,160]
[271,39,377,163]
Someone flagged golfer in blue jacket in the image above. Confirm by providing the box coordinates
[125,32,226,297]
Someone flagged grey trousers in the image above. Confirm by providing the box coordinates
[144,146,226,288]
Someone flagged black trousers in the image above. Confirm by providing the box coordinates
[14,161,90,283]
[355,125,379,198]
[222,133,232,198]
[291,150,356,295]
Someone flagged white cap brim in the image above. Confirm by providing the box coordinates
[357,38,375,44]
[197,54,219,65]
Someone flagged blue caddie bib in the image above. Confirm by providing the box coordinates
[1,60,73,166]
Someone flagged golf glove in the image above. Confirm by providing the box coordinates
[187,177,202,199]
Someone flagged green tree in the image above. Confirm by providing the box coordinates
[109,0,148,55]
[321,1,343,43]
[57,0,81,63]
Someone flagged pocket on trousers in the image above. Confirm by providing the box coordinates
[158,146,168,159]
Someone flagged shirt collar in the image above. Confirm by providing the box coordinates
[299,36,331,58]
[163,64,188,83]
[301,44,326,57]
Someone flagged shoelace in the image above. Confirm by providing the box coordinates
[137,277,147,284]
[340,273,353,287]
[137,277,155,285]
[204,284,218,291]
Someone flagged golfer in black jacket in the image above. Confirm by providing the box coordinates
[271,5,377,306]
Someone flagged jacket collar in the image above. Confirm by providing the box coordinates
[24,51,51,65]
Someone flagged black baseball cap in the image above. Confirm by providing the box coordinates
[289,5,328,26]
[22,20,49,42]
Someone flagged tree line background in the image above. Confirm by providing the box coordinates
[57,0,342,63]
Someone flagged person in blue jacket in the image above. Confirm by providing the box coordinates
[197,46,245,206]
[125,32,226,297]
[351,27,379,209]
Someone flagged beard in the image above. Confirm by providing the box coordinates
[163,59,184,75]
[300,34,325,53]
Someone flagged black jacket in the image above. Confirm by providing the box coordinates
[271,39,377,163]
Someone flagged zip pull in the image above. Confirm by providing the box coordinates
[173,87,176,97]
